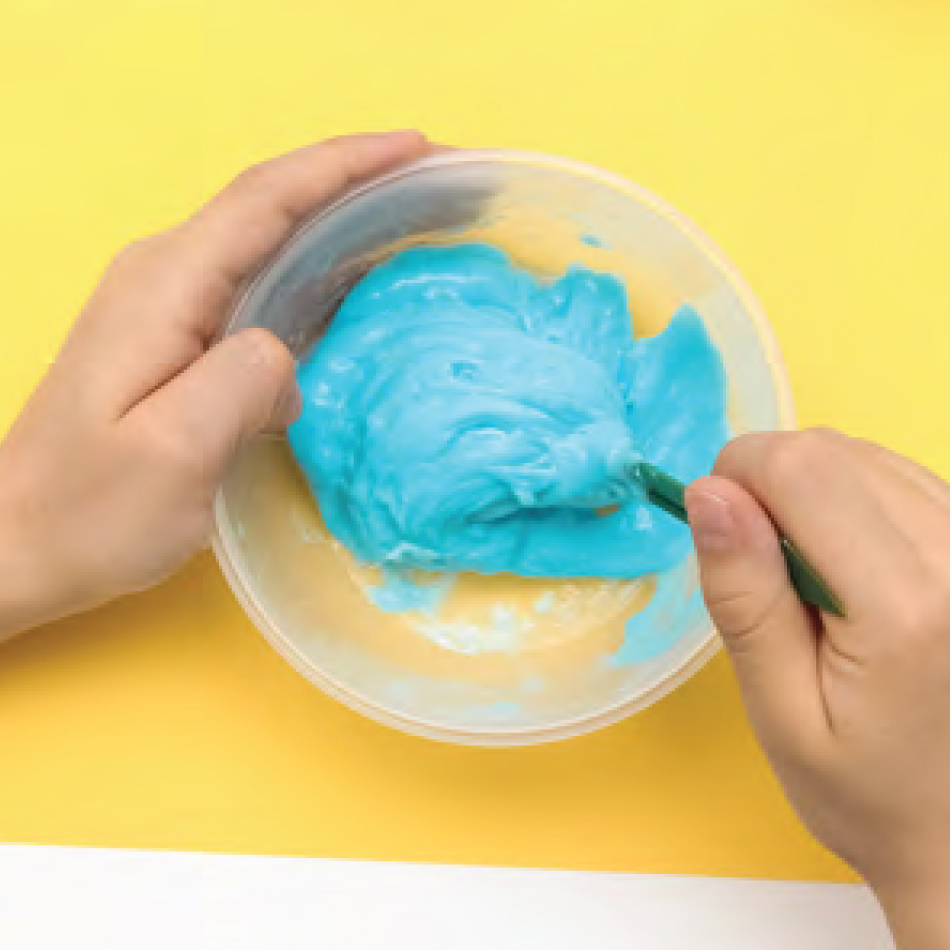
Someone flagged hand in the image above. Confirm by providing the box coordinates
[0,130,430,639]
[686,428,950,950]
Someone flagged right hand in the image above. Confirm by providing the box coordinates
[685,428,950,950]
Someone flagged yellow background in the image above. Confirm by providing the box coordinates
[1,0,949,881]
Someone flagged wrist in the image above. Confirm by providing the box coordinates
[0,448,69,639]
[871,862,950,950]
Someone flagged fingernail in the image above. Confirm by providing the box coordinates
[686,489,736,553]
[244,329,282,367]
[274,384,303,428]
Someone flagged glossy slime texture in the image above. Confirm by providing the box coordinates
[290,243,728,604]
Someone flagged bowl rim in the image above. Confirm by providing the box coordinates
[211,147,796,746]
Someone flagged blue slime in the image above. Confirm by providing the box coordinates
[289,243,729,654]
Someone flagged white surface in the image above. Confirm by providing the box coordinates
[0,845,894,949]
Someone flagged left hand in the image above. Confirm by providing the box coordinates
[0,130,430,639]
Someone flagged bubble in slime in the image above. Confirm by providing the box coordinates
[288,243,729,661]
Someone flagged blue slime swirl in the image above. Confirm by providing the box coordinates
[289,243,729,649]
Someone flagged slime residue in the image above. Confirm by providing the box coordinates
[289,243,729,662]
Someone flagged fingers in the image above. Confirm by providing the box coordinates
[685,476,829,751]
[71,131,431,417]
[713,429,918,619]
[130,329,299,485]
[175,130,431,326]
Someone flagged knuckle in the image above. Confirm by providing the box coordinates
[885,581,950,644]
[107,235,163,276]
[762,429,836,492]
[808,425,841,442]
[713,434,754,476]
[229,161,274,194]
[139,420,211,487]
[319,134,348,150]
[315,135,352,161]
[707,583,785,651]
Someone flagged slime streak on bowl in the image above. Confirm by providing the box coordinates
[213,149,794,744]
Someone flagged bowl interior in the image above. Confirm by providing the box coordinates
[214,151,792,744]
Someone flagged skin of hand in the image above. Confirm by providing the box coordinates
[0,132,942,949]
[0,130,430,640]
[685,428,950,950]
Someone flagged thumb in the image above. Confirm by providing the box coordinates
[138,328,300,480]
[685,476,826,748]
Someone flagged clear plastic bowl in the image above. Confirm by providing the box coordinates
[212,149,794,746]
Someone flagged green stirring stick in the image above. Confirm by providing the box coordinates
[633,462,844,617]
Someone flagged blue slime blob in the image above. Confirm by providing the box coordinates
[289,243,729,653]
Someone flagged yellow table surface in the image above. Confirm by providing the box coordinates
[2,0,949,882]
